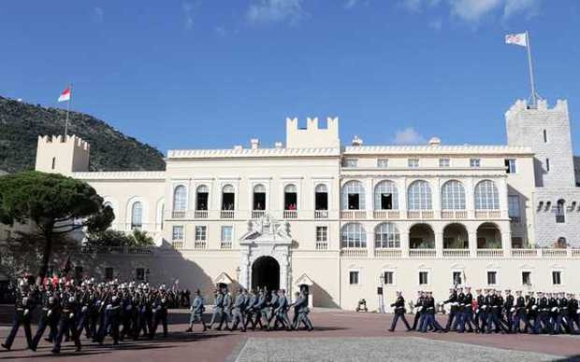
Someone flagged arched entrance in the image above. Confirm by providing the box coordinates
[251,256,280,291]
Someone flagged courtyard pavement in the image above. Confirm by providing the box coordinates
[0,309,579,362]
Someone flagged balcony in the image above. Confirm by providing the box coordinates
[408,249,436,258]
[407,210,434,219]
[194,241,207,249]
[172,241,184,250]
[511,249,539,258]
[314,210,329,219]
[340,248,368,258]
[315,242,328,250]
[475,210,502,219]
[373,210,401,219]
[172,211,186,219]
[441,210,468,219]
[374,249,402,258]
[220,241,232,249]
[220,210,235,219]
[442,249,470,258]
[541,249,568,258]
[476,249,504,258]
[283,210,298,219]
[341,210,367,220]
[194,210,208,219]
[252,210,266,219]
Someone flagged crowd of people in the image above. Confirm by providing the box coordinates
[389,286,580,335]
[0,277,313,355]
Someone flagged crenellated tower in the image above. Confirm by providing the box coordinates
[35,135,90,174]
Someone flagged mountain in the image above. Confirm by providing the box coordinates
[0,96,165,173]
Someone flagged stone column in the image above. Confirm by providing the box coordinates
[468,229,477,258]
[401,225,410,258]
[501,226,512,256]
[435,230,444,258]
[367,230,375,258]
[240,249,250,288]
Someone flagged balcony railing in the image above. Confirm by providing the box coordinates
[194,210,208,219]
[407,210,434,219]
[442,249,470,258]
[172,211,186,219]
[511,249,539,258]
[283,210,298,219]
[172,241,184,250]
[252,210,266,219]
[476,249,504,258]
[341,210,367,219]
[220,210,235,219]
[475,210,502,219]
[373,210,401,219]
[441,210,468,219]
[340,248,368,258]
[408,249,436,258]
[541,249,568,258]
[315,242,328,250]
[194,241,207,249]
[314,210,329,219]
[374,249,402,258]
[220,241,232,249]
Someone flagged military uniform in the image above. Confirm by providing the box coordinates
[230,291,247,332]
[388,293,411,332]
[2,288,34,351]
[53,289,81,354]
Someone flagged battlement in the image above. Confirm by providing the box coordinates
[505,99,568,118]
[286,117,340,149]
[35,134,90,174]
[38,135,91,151]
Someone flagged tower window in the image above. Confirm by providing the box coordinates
[51,157,56,170]
[505,159,516,174]
[552,271,561,285]
[556,199,566,223]
[543,129,548,143]
[546,158,550,172]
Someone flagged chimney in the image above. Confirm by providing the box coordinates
[429,137,441,146]
[351,135,363,147]
[250,138,260,150]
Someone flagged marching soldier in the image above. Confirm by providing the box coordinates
[230,288,247,332]
[149,288,169,339]
[388,291,411,332]
[52,282,81,354]
[208,288,223,330]
[512,290,527,333]
[2,281,34,351]
[267,289,279,329]
[186,289,207,332]
[410,291,424,331]
[291,288,313,331]
[443,287,458,332]
[31,287,60,351]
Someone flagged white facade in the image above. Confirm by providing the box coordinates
[24,99,580,310]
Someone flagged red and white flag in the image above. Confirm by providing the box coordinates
[505,33,527,47]
[58,86,71,102]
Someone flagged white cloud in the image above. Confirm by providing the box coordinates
[247,0,304,25]
[503,0,541,19]
[393,128,427,145]
[93,7,104,23]
[448,0,502,21]
[182,2,195,29]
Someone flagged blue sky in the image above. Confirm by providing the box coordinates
[1,0,579,153]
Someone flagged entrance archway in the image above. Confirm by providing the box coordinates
[251,256,280,291]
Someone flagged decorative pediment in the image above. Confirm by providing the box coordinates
[239,214,293,246]
[214,272,234,285]
[294,273,314,287]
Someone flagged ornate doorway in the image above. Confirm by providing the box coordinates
[251,256,280,291]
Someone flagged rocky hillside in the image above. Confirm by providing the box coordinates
[0,96,165,173]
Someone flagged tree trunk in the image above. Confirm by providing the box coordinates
[38,229,53,280]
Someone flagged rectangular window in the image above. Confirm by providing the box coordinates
[316,226,328,242]
[221,226,233,242]
[172,225,184,241]
[383,271,394,285]
[546,158,550,172]
[136,268,145,281]
[377,158,389,168]
[195,226,207,241]
[552,271,561,285]
[380,193,393,210]
[505,159,517,174]
[508,195,521,223]
[522,271,532,286]
[105,267,114,281]
[408,159,419,168]
[487,271,497,285]
[343,158,358,168]
[543,129,548,143]
[419,271,429,285]
[452,271,462,285]
[470,158,481,168]
[349,271,359,285]
[439,158,450,167]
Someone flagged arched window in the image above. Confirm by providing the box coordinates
[173,186,187,212]
[315,184,328,211]
[131,202,143,230]
[104,201,113,209]
[375,223,400,248]
[441,180,466,210]
[341,223,366,248]
[196,185,209,210]
[407,180,432,210]
[474,180,499,210]
[284,184,297,210]
[374,181,398,210]
[253,184,266,210]
[341,181,365,210]
[221,184,235,210]
[556,199,566,223]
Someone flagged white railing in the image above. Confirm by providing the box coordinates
[194,241,207,249]
[252,210,266,219]
[476,249,504,258]
[314,210,329,219]
[475,210,502,219]
[442,249,470,258]
[373,210,401,219]
[374,249,402,258]
[315,242,328,250]
[172,241,184,250]
[511,249,539,258]
[172,211,186,219]
[341,210,367,219]
[220,241,232,249]
[407,210,434,219]
[220,210,235,219]
[340,248,368,258]
[572,249,580,257]
[194,210,208,219]
[441,210,468,219]
[541,249,568,258]
[283,210,298,219]
[408,249,436,258]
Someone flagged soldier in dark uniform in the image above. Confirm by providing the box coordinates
[149,288,169,338]
[2,281,34,351]
[526,291,537,332]
[548,292,558,334]
[485,288,498,333]
[31,287,60,351]
[52,283,81,354]
[461,286,475,333]
[419,291,444,333]
[512,290,527,333]
[554,292,568,335]
[451,287,465,332]
[135,285,151,338]
[474,288,485,333]
[534,292,550,334]
[410,291,424,331]
[567,293,579,334]
[443,287,458,332]
[388,291,411,332]
[503,289,514,333]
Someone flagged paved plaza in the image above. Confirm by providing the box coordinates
[1,309,580,362]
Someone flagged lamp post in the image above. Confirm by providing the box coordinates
[378,274,385,314]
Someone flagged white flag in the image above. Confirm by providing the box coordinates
[505,33,527,47]
[58,87,71,102]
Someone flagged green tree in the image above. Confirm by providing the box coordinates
[0,171,113,279]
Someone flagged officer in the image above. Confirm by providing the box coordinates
[230,288,247,332]
[443,287,458,332]
[186,289,207,332]
[388,291,411,332]
[410,291,424,331]
[2,281,34,351]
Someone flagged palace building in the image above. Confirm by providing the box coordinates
[20,98,580,309]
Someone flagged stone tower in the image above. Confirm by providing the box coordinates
[35,135,90,174]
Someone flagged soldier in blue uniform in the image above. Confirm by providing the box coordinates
[230,288,247,332]
[186,289,207,332]
[290,288,313,331]
[388,291,411,332]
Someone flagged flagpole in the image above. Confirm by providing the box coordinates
[64,83,72,137]
[525,31,538,108]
